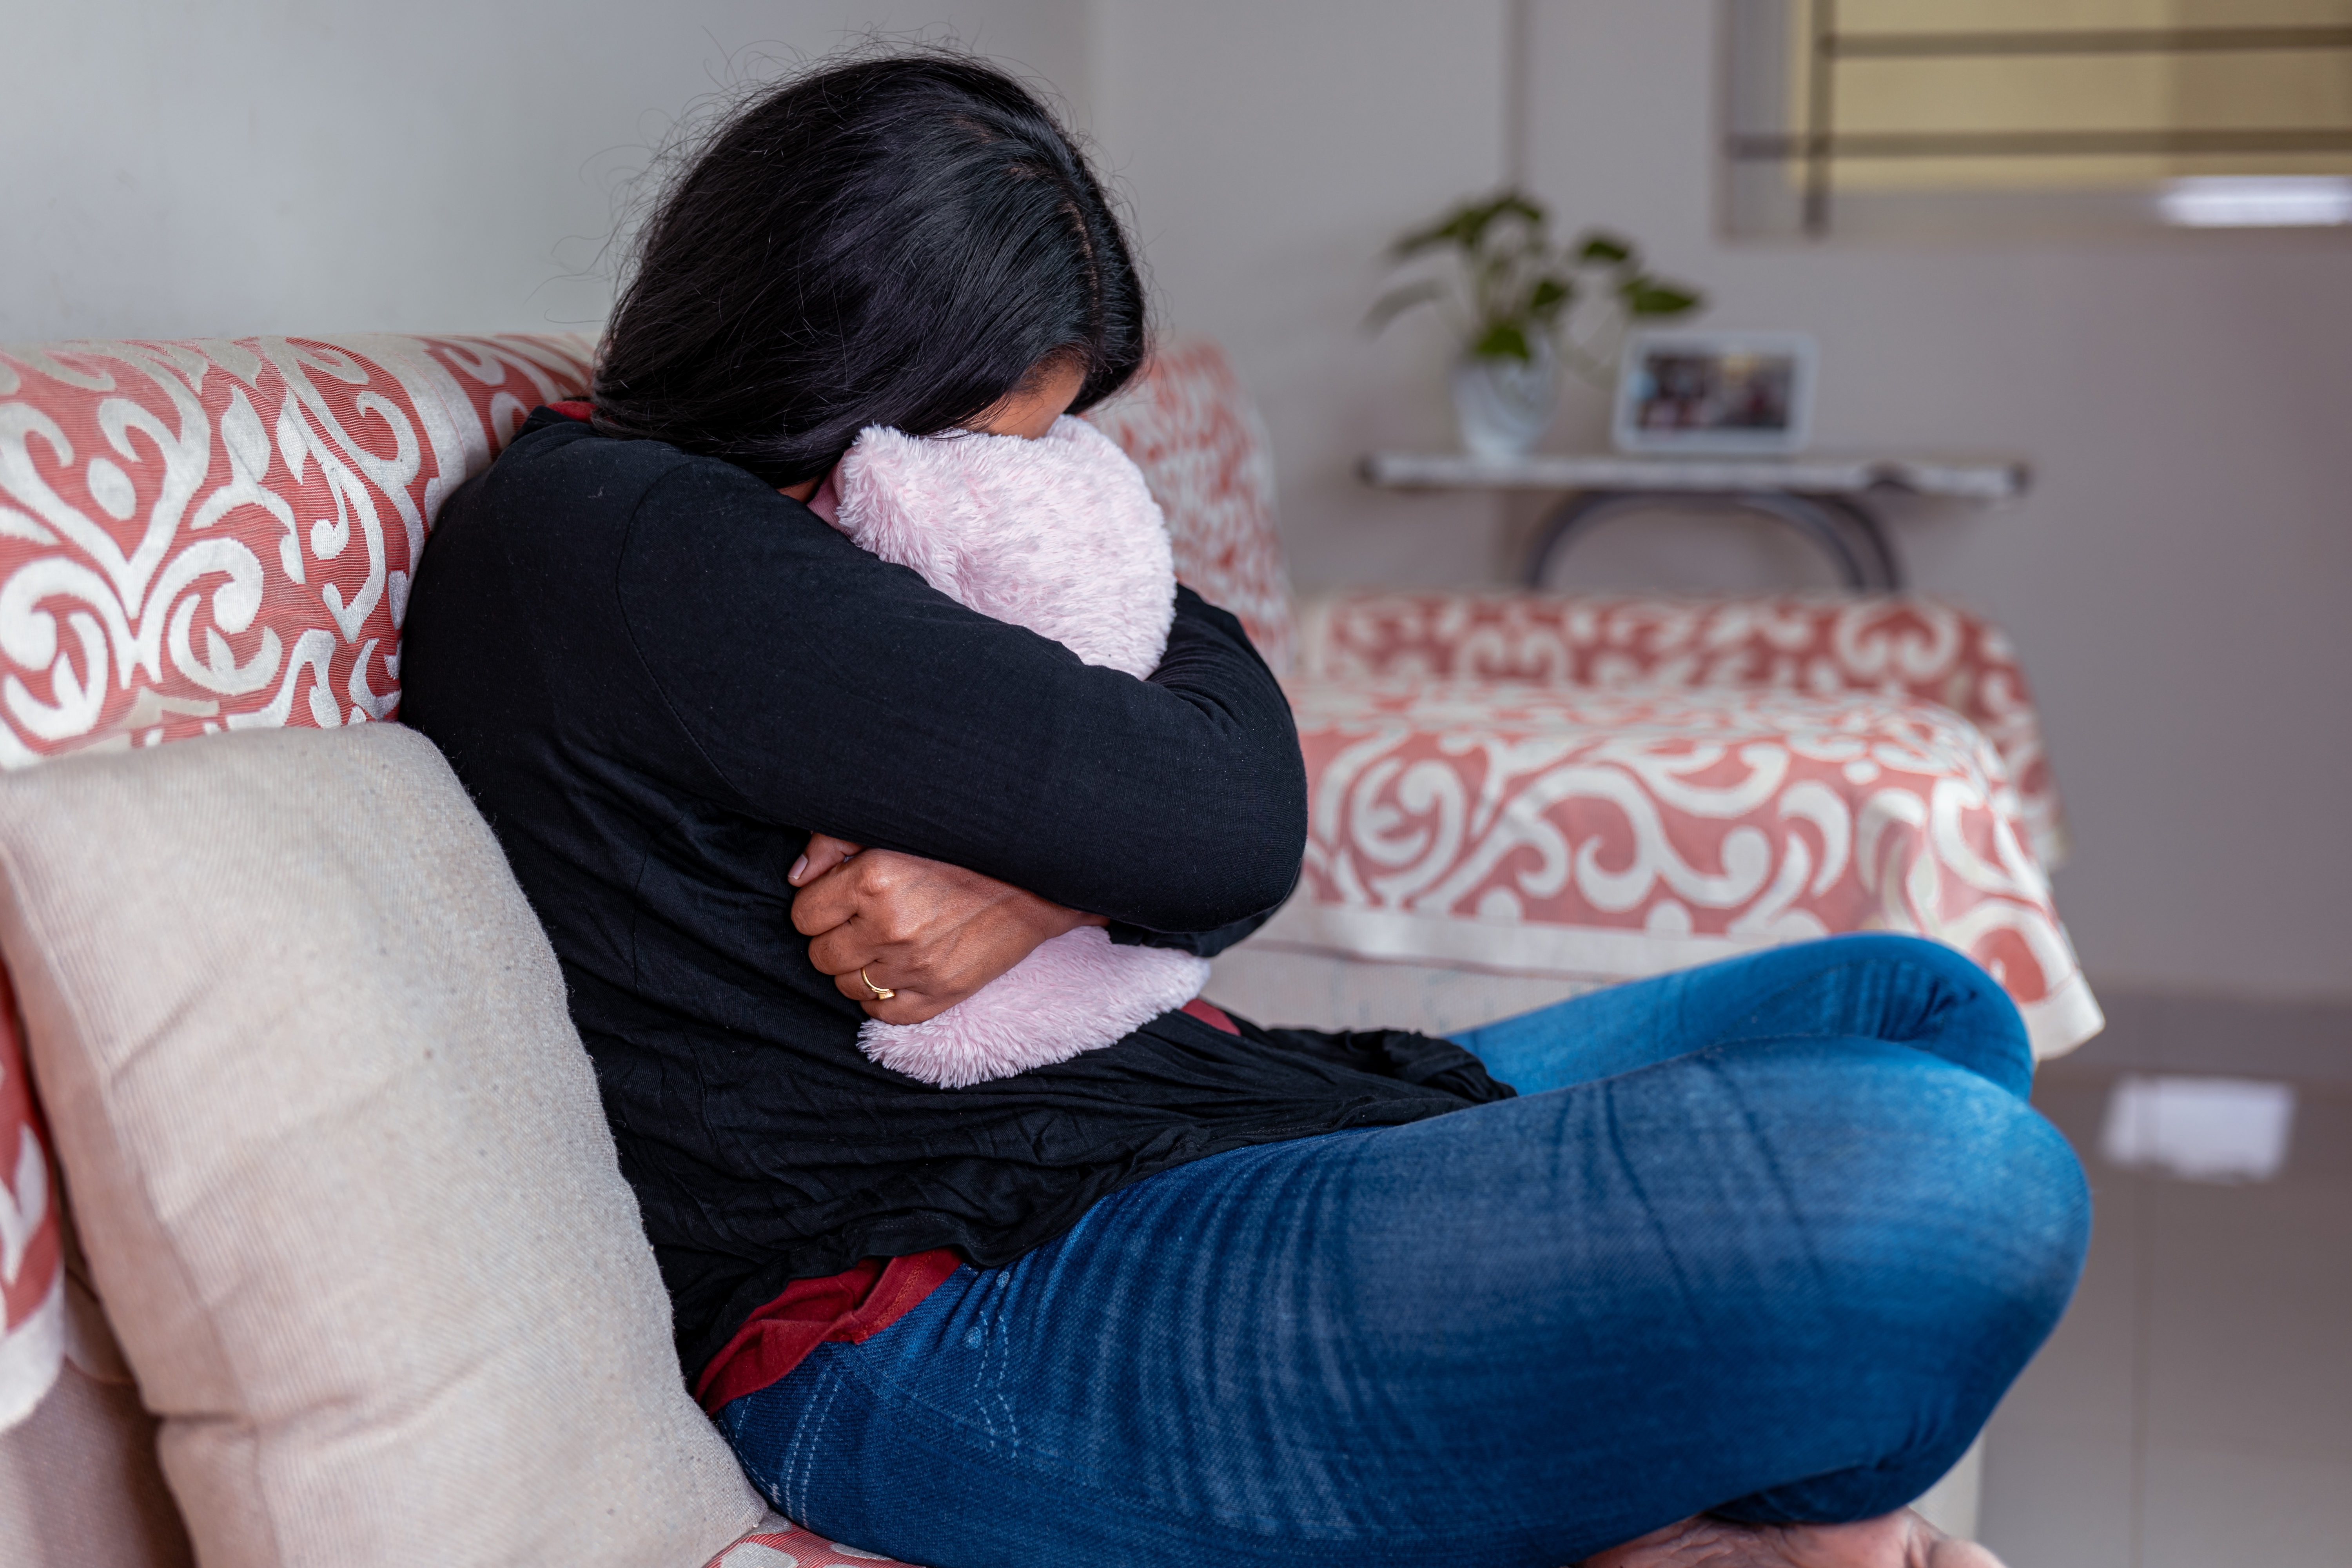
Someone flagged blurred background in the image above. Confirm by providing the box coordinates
[4,3,2344,1564]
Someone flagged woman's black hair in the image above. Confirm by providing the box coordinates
[591,51,1147,487]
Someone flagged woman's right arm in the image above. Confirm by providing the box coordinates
[618,461,1307,937]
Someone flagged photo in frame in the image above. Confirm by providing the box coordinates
[1612,330,1818,454]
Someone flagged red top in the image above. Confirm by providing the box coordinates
[695,1249,962,1412]
[693,997,1242,1412]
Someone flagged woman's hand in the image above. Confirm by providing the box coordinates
[789,834,1107,1024]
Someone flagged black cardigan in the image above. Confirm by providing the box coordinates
[399,410,1508,1376]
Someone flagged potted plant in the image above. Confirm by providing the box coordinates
[1369,191,1705,458]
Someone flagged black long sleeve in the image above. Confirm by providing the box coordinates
[399,410,1496,1377]
[611,448,1305,934]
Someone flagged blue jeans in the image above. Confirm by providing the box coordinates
[718,934,2090,1567]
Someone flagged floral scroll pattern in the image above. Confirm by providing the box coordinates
[1087,336,1296,675]
[706,1514,914,1566]
[1296,591,2065,867]
[1275,680,2100,1059]
[0,980,58,1432]
[0,331,592,1434]
[0,333,593,758]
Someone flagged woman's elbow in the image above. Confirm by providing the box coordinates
[1173,776,1307,929]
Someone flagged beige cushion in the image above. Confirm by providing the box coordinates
[0,722,762,1568]
[0,1357,191,1568]
[0,1182,192,1568]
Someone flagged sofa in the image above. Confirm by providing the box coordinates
[0,329,2083,1565]
[1086,343,2094,1060]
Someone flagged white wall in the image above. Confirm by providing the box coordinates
[0,0,1090,341]
[1089,0,1513,589]
[1097,0,2352,1002]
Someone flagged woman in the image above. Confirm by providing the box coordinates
[400,52,2086,1568]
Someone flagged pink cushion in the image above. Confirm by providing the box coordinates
[0,334,592,758]
[1087,337,1296,673]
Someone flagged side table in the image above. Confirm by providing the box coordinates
[1358,452,2032,591]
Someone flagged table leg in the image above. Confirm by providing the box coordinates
[1523,489,1904,592]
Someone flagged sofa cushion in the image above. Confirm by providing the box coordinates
[1295,589,2067,866]
[0,334,591,761]
[0,1361,191,1567]
[0,967,59,1432]
[0,721,762,1567]
[1265,679,2102,1059]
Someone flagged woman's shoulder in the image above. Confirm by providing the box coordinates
[452,413,942,657]
[475,409,782,525]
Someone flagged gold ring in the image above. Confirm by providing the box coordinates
[861,966,895,1001]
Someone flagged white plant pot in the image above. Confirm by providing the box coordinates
[1452,342,1559,459]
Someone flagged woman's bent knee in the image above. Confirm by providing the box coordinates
[1713,1041,2088,1382]
[1704,1050,2088,1524]
[1824,1053,2089,1391]
[1724,934,2037,1098]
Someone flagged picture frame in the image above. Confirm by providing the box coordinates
[1611,329,1818,455]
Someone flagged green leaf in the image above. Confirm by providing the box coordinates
[1390,205,1474,258]
[1621,278,1704,316]
[1576,230,1633,265]
[1362,279,1450,334]
[1526,275,1574,320]
[1391,190,1549,260]
[1470,321,1534,361]
[1490,191,1548,230]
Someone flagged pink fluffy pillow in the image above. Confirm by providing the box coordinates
[820,417,1210,1087]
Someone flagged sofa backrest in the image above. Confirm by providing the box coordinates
[0,334,595,762]
[0,330,1294,770]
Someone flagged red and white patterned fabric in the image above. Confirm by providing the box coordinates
[1296,591,2067,867]
[0,974,59,1434]
[706,1514,916,1566]
[1086,336,1296,674]
[0,333,593,754]
[1266,680,2100,1058]
[0,331,593,1434]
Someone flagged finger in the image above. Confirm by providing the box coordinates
[790,854,874,938]
[858,987,962,1025]
[834,962,914,1010]
[789,833,864,887]
[807,923,882,979]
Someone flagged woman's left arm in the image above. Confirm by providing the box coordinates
[619,465,1308,936]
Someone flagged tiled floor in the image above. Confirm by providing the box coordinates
[1976,996,2352,1568]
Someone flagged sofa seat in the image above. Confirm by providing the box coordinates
[1258,678,2098,1060]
